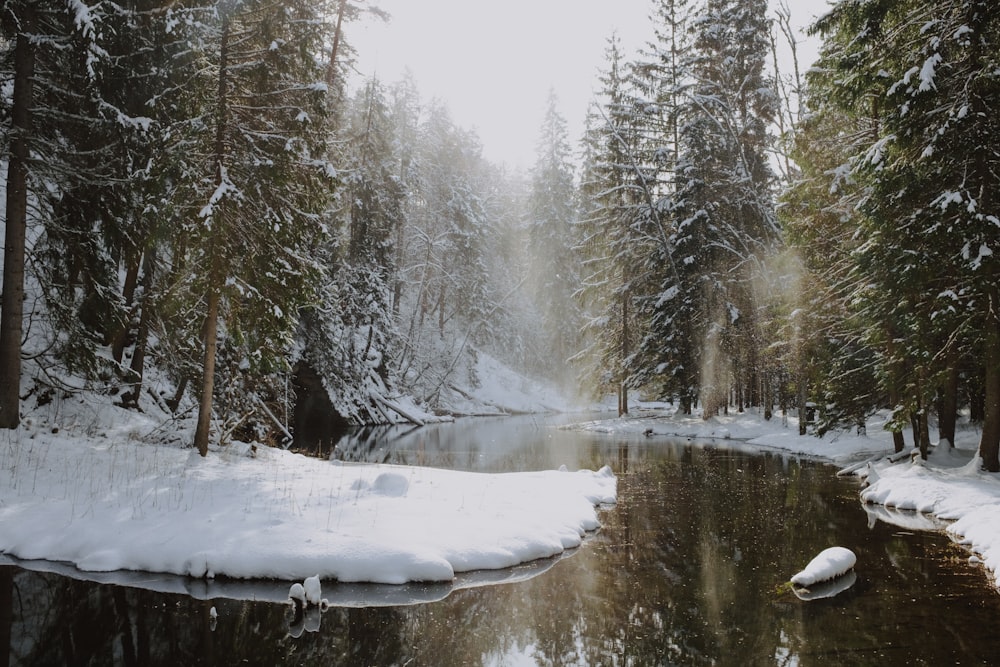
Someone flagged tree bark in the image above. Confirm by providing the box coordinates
[979,292,1000,472]
[937,351,959,447]
[797,373,807,436]
[619,287,629,416]
[193,288,220,457]
[326,0,348,89]
[111,250,143,364]
[0,14,35,429]
[122,250,156,409]
[193,12,230,456]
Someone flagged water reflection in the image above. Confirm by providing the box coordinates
[5,416,1000,665]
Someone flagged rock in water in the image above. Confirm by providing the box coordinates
[790,546,856,588]
[792,570,857,601]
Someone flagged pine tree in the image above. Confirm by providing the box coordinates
[158,0,335,455]
[298,77,404,423]
[526,89,581,388]
[576,34,644,414]
[813,0,1000,467]
[669,0,778,417]
[1,0,148,425]
[627,0,694,411]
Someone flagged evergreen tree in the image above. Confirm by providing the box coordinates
[669,0,778,417]
[298,77,404,424]
[526,89,581,388]
[0,0,150,425]
[813,0,1000,467]
[628,0,694,411]
[576,34,643,414]
[392,101,492,408]
[159,0,335,455]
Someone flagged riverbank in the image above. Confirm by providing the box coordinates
[0,392,615,586]
[566,404,1000,591]
[2,389,998,594]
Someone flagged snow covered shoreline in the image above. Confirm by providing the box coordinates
[0,408,615,586]
[2,397,998,597]
[569,405,1000,591]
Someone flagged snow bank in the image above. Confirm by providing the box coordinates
[567,407,892,464]
[861,451,1000,582]
[0,432,615,584]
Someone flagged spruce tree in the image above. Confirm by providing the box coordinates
[526,89,581,388]
[158,0,335,455]
[813,0,1000,466]
[670,0,778,417]
[576,34,643,414]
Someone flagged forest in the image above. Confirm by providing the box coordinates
[0,0,998,470]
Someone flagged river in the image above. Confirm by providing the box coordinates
[3,414,999,665]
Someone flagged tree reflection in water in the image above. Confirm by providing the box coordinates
[4,422,1000,666]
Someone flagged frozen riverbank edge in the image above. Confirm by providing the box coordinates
[567,406,1000,592]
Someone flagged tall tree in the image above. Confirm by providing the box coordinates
[0,1,37,428]
[160,0,335,455]
[808,0,1000,466]
[628,0,694,411]
[669,0,779,417]
[526,89,581,387]
[576,34,643,414]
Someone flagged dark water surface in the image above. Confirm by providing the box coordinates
[3,414,999,666]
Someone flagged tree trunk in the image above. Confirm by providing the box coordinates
[111,250,143,365]
[326,0,348,89]
[437,284,446,337]
[0,15,35,429]
[892,430,906,454]
[122,250,156,409]
[979,294,1000,472]
[167,377,188,414]
[937,352,959,447]
[917,408,931,460]
[193,288,220,457]
[193,12,230,457]
[1,566,12,667]
[796,366,807,436]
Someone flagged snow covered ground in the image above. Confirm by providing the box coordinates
[568,403,1000,590]
[0,395,614,586]
[2,389,999,595]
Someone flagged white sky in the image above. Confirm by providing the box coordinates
[349,0,834,170]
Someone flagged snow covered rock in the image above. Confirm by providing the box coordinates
[790,546,857,588]
[289,576,327,609]
[303,575,323,605]
[288,582,306,607]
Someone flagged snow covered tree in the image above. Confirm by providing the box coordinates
[626,0,694,411]
[812,0,1000,467]
[576,35,645,414]
[390,100,494,408]
[297,77,405,424]
[525,89,582,388]
[667,0,779,417]
[0,0,156,425]
[780,96,880,438]
[157,0,335,455]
